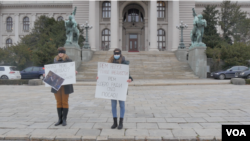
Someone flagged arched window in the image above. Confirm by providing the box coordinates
[102,29,110,50]
[102,1,111,18]
[23,17,29,32]
[157,1,165,18]
[6,38,12,47]
[128,9,144,22]
[6,17,13,32]
[157,29,166,51]
[57,16,64,21]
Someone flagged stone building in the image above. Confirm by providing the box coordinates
[0,0,250,51]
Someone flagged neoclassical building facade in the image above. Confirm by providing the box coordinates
[0,1,250,51]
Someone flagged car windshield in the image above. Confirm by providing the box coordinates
[10,67,18,71]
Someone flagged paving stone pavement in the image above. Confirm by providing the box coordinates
[0,84,249,140]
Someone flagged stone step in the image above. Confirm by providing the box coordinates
[76,51,198,80]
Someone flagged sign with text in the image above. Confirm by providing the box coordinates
[95,62,129,101]
[44,62,76,87]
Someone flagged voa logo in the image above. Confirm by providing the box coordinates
[226,129,246,136]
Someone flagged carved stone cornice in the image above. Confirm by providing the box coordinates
[0,3,72,8]
[195,1,250,7]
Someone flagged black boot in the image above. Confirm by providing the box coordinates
[111,117,118,129]
[54,108,63,126]
[118,118,123,130]
[62,108,68,126]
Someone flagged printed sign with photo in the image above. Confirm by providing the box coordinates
[44,71,65,91]
[44,62,76,87]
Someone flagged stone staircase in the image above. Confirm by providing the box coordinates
[76,51,198,81]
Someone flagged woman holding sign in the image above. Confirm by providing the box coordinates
[44,47,77,126]
[97,48,133,130]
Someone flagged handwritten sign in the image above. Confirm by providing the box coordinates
[95,62,129,101]
[44,62,76,86]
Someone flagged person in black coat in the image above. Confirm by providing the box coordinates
[44,47,77,126]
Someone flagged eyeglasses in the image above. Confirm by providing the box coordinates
[114,52,121,55]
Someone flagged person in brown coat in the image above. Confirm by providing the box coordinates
[44,47,77,126]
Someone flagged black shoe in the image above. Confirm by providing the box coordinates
[54,108,63,126]
[111,117,118,129]
[118,118,123,130]
[62,108,68,126]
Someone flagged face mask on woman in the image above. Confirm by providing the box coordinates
[114,55,120,59]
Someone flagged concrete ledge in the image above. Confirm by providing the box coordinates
[108,136,134,141]
[4,135,30,140]
[74,80,230,87]
[28,79,43,86]
[146,136,162,141]
[96,136,108,141]
[55,135,82,141]
[29,135,43,141]
[30,135,55,141]
[0,135,223,141]
[134,136,145,141]
[231,78,246,85]
[162,136,179,141]
[82,136,97,141]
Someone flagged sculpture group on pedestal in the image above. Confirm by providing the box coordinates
[190,8,207,49]
[64,7,80,48]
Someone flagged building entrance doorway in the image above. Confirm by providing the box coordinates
[129,34,138,52]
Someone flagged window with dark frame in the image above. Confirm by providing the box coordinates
[23,16,29,32]
[128,9,140,22]
[6,38,12,47]
[157,29,166,50]
[102,29,110,50]
[157,1,165,18]
[57,16,64,21]
[6,17,13,32]
[102,1,111,18]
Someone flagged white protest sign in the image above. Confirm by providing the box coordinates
[44,62,76,86]
[95,62,129,101]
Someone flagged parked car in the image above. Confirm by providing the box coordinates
[236,69,250,79]
[0,66,21,80]
[20,66,45,79]
[210,66,248,80]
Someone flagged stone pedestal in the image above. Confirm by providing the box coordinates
[65,46,81,70]
[175,48,188,63]
[82,49,94,62]
[188,47,207,78]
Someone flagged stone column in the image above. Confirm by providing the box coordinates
[110,0,118,51]
[149,1,158,51]
[144,18,148,51]
[89,1,97,51]
[95,2,100,51]
[170,0,180,51]
[15,13,19,43]
[167,2,172,51]
[0,14,3,47]
[32,13,36,29]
